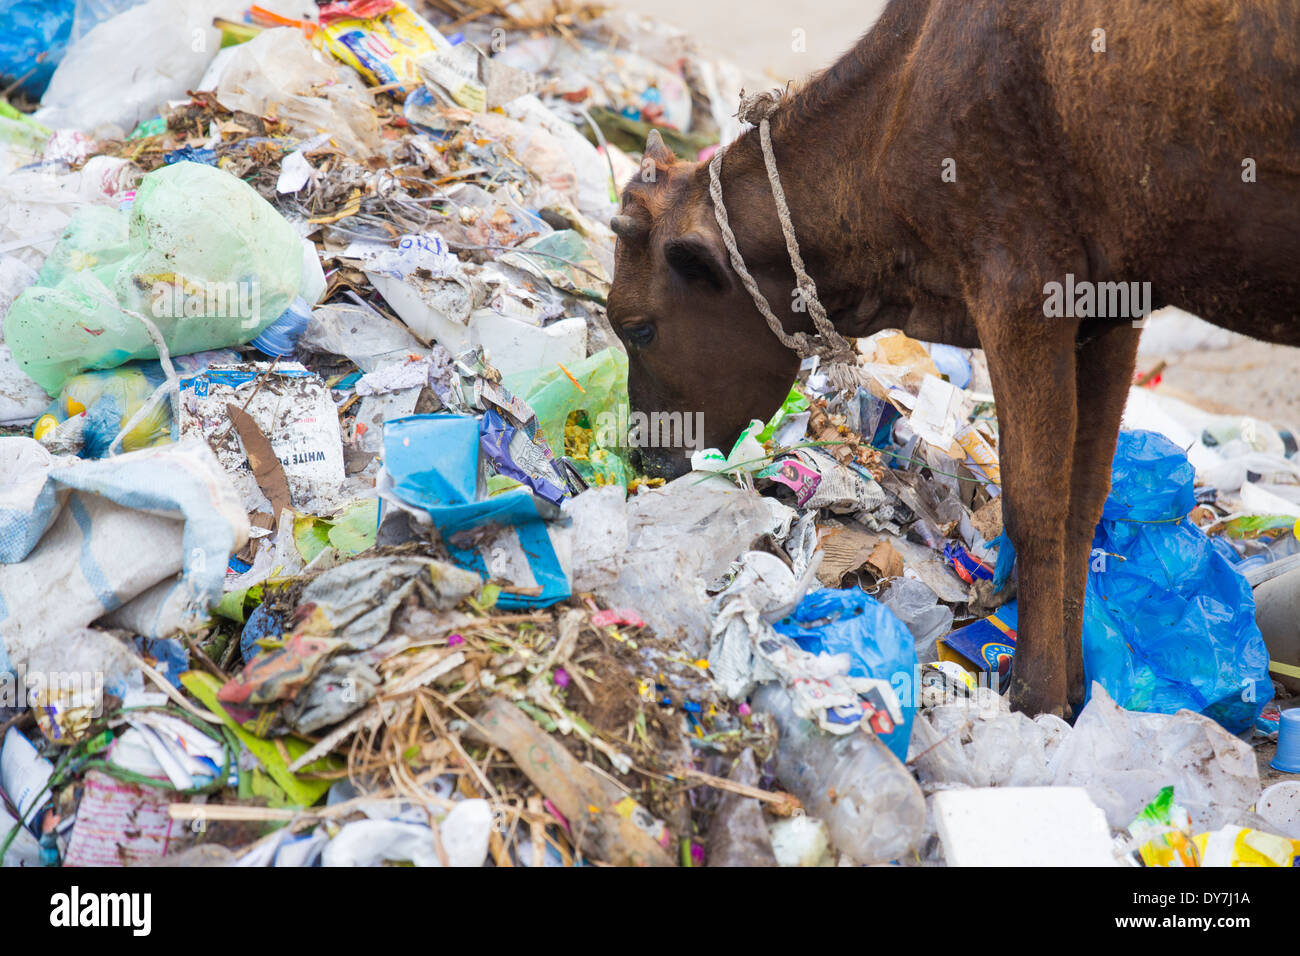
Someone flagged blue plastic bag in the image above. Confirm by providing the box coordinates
[772,588,918,760]
[1083,430,1271,732]
[0,0,74,98]
[382,415,569,609]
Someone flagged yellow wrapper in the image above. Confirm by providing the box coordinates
[1192,826,1300,867]
[318,1,453,96]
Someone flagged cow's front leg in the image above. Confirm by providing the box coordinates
[976,280,1078,717]
[1062,322,1141,713]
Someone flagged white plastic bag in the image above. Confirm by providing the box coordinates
[36,0,240,138]
[208,28,381,159]
[1051,683,1261,830]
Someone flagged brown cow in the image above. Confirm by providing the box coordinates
[605,0,1300,717]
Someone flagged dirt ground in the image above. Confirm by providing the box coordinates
[608,0,1300,429]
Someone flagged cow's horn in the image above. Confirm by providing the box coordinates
[610,215,645,239]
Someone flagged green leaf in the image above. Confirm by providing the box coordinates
[327,499,379,554]
[293,514,333,564]
[214,588,252,623]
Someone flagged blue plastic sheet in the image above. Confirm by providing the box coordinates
[772,588,917,761]
[1083,430,1271,731]
[0,0,74,97]
[240,602,284,661]
[383,415,569,609]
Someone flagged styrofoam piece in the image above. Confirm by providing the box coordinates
[932,787,1118,867]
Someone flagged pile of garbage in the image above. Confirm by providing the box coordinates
[1,0,1298,868]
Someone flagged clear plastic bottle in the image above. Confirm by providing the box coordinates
[754,683,925,864]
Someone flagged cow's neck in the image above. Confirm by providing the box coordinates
[705,0,965,342]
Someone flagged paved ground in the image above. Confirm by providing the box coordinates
[608,0,888,84]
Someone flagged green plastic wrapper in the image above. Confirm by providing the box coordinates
[6,162,304,394]
[505,347,631,487]
[758,385,810,443]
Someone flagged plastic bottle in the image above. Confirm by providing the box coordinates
[753,683,925,864]
[251,296,313,357]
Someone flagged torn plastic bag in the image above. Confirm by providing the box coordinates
[209,27,380,160]
[298,301,431,373]
[35,362,173,458]
[0,437,249,671]
[1052,683,1261,831]
[6,162,306,394]
[296,555,481,651]
[506,347,631,488]
[1083,430,1271,732]
[558,485,627,592]
[0,156,135,273]
[597,475,795,653]
[381,415,569,608]
[771,588,918,761]
[0,343,48,421]
[0,0,75,98]
[881,577,953,663]
[320,800,492,867]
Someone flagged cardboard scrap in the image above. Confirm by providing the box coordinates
[227,404,293,528]
[815,526,880,587]
[471,697,675,867]
[971,496,1003,541]
[866,539,905,580]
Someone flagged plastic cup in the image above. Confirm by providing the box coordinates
[1272,709,1300,774]
[1257,781,1300,838]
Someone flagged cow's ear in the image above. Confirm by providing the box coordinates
[664,231,730,292]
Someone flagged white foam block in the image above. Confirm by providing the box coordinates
[933,787,1119,867]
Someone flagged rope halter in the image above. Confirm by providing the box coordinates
[706,89,859,375]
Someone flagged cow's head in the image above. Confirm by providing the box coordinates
[606,131,801,479]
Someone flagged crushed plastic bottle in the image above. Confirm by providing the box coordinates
[753,683,925,864]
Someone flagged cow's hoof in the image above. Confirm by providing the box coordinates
[1009,679,1067,718]
[1066,689,1087,723]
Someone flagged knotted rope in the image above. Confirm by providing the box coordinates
[707,89,860,387]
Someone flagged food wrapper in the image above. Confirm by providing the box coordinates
[955,422,1001,490]
[758,447,887,515]
[317,0,453,97]
[944,540,995,583]
[416,44,537,112]
[750,634,904,737]
[1128,786,1199,867]
[480,408,569,506]
[1191,827,1300,867]
[1127,788,1300,867]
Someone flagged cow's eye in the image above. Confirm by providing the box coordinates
[625,323,655,347]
